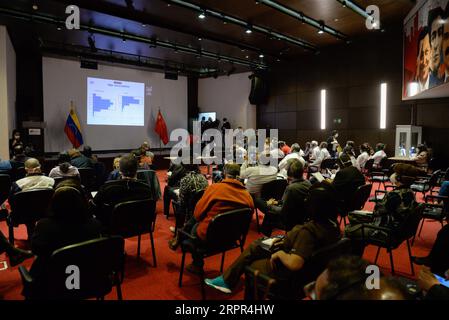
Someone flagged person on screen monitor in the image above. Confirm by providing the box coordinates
[442,11,449,82]
[428,7,445,87]
[414,27,431,92]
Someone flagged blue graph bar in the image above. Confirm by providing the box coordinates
[92,94,113,114]
[122,96,140,111]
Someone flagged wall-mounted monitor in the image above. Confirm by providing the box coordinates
[403,0,449,100]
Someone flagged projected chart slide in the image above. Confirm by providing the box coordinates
[87,77,145,126]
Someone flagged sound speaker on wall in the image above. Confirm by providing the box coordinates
[165,70,179,80]
[248,73,269,105]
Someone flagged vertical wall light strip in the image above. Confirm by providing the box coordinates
[380,83,387,129]
[321,89,326,130]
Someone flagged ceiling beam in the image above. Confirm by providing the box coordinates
[335,0,370,19]
[161,0,318,51]
[51,0,280,59]
[256,0,348,40]
[0,7,267,69]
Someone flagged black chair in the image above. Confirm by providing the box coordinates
[19,236,125,300]
[8,189,54,244]
[244,238,353,300]
[339,184,373,226]
[362,158,375,175]
[109,199,157,267]
[411,170,441,198]
[137,169,162,201]
[0,174,11,206]
[360,203,425,275]
[78,168,97,191]
[10,167,26,182]
[368,160,391,191]
[178,208,253,299]
[417,194,448,238]
[255,179,288,232]
[320,158,337,174]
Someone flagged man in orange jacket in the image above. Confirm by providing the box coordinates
[182,163,254,274]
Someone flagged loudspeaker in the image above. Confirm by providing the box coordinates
[165,70,179,80]
[80,60,98,70]
[248,73,269,105]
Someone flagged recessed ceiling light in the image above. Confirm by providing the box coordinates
[318,30,324,34]
[245,55,249,59]
[245,29,252,34]
[259,54,264,58]
[334,18,339,22]
[198,37,202,41]
[198,10,206,19]
[32,4,38,10]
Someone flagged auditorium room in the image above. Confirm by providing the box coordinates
[1,0,449,304]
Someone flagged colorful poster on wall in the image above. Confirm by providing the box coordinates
[403,0,449,99]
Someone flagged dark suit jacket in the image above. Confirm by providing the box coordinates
[271,179,312,230]
[92,179,152,226]
[333,166,366,207]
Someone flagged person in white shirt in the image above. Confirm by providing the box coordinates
[240,154,278,197]
[49,152,80,179]
[309,141,320,162]
[13,158,55,192]
[278,143,306,178]
[310,142,331,168]
[356,143,371,171]
[370,143,387,169]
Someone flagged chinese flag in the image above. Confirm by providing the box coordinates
[154,110,169,145]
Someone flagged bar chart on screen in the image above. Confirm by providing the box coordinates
[87,77,145,126]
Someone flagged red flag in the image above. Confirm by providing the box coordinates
[154,110,169,145]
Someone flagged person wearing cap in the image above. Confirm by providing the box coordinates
[256,158,312,236]
[332,153,366,209]
[204,182,340,295]
[344,163,419,255]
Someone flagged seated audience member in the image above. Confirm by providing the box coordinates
[309,141,320,162]
[309,256,410,300]
[332,154,366,209]
[180,163,254,274]
[279,141,291,155]
[205,182,340,294]
[168,163,209,250]
[270,142,285,160]
[81,145,96,162]
[0,230,34,266]
[163,162,187,217]
[418,266,449,300]
[310,142,331,168]
[345,163,419,255]
[7,158,55,239]
[48,152,80,180]
[412,144,430,170]
[91,155,151,227]
[412,223,449,276]
[370,143,387,169]
[27,181,102,296]
[303,142,312,162]
[107,156,122,181]
[140,151,155,169]
[240,154,278,198]
[68,149,94,169]
[340,141,357,166]
[256,159,311,236]
[356,143,371,171]
[9,144,29,170]
[278,143,306,178]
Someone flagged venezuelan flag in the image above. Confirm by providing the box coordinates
[64,108,84,148]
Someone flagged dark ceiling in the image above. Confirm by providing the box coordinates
[0,0,415,77]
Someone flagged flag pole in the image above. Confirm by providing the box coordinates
[158,107,162,150]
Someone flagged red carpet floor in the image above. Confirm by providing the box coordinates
[0,170,442,300]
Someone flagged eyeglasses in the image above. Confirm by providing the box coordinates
[303,281,317,300]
